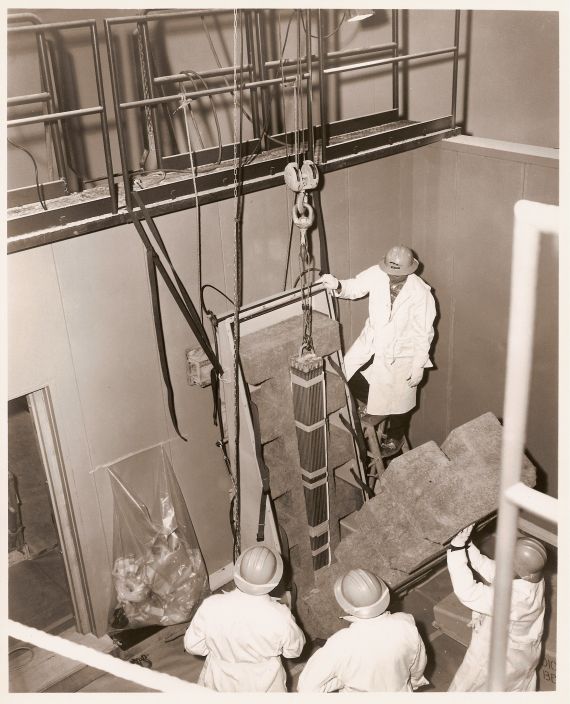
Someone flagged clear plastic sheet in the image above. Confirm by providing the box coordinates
[108,445,209,630]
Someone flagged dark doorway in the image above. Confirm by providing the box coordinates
[8,395,75,634]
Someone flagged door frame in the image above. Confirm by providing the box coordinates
[23,387,95,633]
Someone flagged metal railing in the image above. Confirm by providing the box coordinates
[7,9,461,228]
[488,200,559,691]
[104,9,461,209]
[7,15,117,213]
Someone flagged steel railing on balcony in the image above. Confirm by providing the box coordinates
[7,15,117,214]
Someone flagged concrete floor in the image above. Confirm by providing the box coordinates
[14,544,558,693]
[43,564,467,693]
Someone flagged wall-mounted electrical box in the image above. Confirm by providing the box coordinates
[186,348,213,388]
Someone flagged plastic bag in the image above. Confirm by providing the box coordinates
[108,445,209,630]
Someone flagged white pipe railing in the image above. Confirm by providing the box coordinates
[488,200,559,691]
[7,619,212,694]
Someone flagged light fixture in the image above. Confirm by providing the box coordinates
[347,9,375,23]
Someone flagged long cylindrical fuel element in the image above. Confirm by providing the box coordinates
[290,353,330,570]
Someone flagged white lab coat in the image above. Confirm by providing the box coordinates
[447,544,545,692]
[297,611,429,693]
[337,267,436,415]
[184,589,305,692]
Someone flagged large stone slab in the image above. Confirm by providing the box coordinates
[274,488,309,550]
[263,435,300,498]
[333,530,409,588]
[325,371,346,414]
[328,425,355,470]
[441,412,537,487]
[297,562,347,639]
[240,312,341,385]
[250,378,290,444]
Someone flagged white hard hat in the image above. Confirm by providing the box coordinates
[233,545,284,595]
[334,568,390,618]
[379,245,419,276]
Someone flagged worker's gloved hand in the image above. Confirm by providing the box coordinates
[450,524,474,548]
[318,274,340,291]
[407,367,424,387]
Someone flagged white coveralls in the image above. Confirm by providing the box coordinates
[297,612,429,693]
[447,543,545,691]
[184,589,305,692]
[336,266,436,415]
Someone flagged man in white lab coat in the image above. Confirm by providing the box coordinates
[447,525,546,691]
[297,568,429,693]
[320,245,436,453]
[184,545,305,692]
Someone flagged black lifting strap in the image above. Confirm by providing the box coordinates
[145,249,187,442]
[250,399,271,542]
[132,192,222,376]
[128,192,223,440]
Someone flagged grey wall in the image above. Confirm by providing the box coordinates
[406,138,558,496]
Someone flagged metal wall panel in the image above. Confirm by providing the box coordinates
[409,143,458,445]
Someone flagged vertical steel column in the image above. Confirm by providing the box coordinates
[89,23,117,213]
[317,9,327,163]
[104,20,133,210]
[391,10,400,113]
[36,31,67,184]
[255,10,270,149]
[306,9,314,160]
[451,10,461,129]
[140,20,163,168]
[244,11,260,140]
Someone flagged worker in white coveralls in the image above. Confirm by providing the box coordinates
[184,545,305,692]
[297,568,429,692]
[320,244,436,455]
[447,524,546,691]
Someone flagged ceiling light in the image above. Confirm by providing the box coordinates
[347,9,375,23]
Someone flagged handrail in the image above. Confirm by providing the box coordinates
[7,18,117,214]
[488,200,559,691]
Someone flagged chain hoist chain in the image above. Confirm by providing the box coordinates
[137,22,155,156]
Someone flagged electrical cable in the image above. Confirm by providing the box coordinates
[200,283,234,316]
[301,10,348,39]
[178,69,223,165]
[294,266,321,288]
[282,218,296,290]
[178,76,206,150]
[7,138,48,210]
[200,13,254,125]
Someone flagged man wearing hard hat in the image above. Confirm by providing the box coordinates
[184,545,305,692]
[446,524,547,691]
[297,568,429,692]
[320,244,436,455]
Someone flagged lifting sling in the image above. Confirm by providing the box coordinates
[127,191,223,441]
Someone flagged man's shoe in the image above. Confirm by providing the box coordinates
[380,437,405,458]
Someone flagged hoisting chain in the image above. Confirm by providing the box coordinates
[285,159,319,355]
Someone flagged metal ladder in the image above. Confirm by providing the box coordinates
[360,417,410,490]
